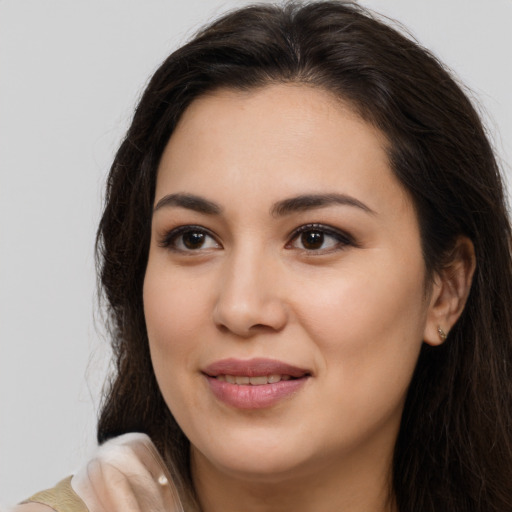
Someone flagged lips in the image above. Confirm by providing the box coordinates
[203,358,311,409]
[203,358,310,378]
[216,374,292,385]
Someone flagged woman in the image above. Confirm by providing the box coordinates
[14,1,512,511]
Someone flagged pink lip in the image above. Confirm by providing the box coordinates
[203,358,310,410]
[203,358,310,378]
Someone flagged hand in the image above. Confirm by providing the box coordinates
[71,433,184,512]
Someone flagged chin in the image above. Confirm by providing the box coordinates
[190,429,320,483]
[198,451,311,484]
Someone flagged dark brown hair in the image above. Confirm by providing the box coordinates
[96,2,512,510]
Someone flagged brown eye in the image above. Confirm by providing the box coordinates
[301,231,324,250]
[287,224,353,252]
[160,226,221,252]
[183,231,206,249]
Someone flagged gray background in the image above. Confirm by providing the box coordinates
[1,0,511,506]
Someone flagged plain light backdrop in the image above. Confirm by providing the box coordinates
[1,0,511,506]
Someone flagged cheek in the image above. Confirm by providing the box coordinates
[145,245,214,325]
[143,260,209,377]
[297,261,425,337]
[143,266,212,426]
[291,254,427,406]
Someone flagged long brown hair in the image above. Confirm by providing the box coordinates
[96,2,512,510]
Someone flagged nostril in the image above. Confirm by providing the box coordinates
[212,287,288,337]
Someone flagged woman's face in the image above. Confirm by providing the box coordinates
[144,84,433,482]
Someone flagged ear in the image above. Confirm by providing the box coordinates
[423,236,476,346]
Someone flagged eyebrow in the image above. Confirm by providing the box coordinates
[153,192,375,217]
[270,193,376,217]
[153,193,223,215]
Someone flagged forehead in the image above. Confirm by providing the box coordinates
[155,84,411,218]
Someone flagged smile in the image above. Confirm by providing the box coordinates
[215,374,293,385]
[203,358,310,409]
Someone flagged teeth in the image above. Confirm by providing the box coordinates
[216,374,293,385]
[249,376,268,385]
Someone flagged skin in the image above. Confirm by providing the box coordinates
[143,84,474,512]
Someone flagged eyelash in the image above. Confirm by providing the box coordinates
[158,225,220,252]
[287,223,355,253]
[158,223,355,254]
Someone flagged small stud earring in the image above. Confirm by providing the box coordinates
[158,474,168,486]
[437,326,447,341]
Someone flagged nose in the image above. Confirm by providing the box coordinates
[212,249,288,337]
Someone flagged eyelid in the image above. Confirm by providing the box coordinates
[286,223,356,251]
[158,223,356,253]
[158,225,222,252]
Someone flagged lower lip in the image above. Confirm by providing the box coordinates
[205,376,308,409]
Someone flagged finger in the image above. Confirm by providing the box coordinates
[87,459,143,512]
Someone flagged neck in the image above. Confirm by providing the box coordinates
[191,438,397,512]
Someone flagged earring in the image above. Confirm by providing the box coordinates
[437,325,447,341]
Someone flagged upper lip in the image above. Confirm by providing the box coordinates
[203,358,310,378]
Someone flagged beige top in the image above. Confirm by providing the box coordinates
[11,433,185,512]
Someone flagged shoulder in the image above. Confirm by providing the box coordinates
[9,505,54,512]
[10,433,184,512]
[13,476,87,512]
